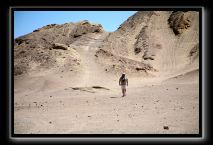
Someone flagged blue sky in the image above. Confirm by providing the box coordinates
[14,11,137,38]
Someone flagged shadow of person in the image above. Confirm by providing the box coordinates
[110,96,121,99]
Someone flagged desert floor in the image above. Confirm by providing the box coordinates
[14,74,199,134]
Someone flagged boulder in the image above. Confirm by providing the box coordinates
[52,43,69,50]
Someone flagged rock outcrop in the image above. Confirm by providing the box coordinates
[168,11,194,35]
[52,43,69,50]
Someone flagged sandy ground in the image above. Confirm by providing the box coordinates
[14,77,199,134]
[14,34,199,134]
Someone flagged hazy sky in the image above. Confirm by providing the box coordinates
[14,11,137,38]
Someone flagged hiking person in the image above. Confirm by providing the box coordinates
[119,73,128,97]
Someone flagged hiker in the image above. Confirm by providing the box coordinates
[119,73,128,97]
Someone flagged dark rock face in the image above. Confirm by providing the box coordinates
[168,11,193,35]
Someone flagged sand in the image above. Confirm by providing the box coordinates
[14,77,199,134]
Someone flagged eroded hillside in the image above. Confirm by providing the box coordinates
[96,11,199,76]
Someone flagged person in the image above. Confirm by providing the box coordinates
[119,73,128,97]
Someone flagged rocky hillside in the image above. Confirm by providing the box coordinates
[14,11,199,77]
[96,11,199,75]
[14,20,105,76]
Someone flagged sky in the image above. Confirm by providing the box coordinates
[14,11,137,38]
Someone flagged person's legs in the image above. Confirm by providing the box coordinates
[121,86,125,97]
[123,85,126,96]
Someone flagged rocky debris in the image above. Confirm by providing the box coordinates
[15,38,28,45]
[143,55,154,60]
[33,29,40,32]
[168,11,193,35]
[189,43,199,63]
[14,64,28,76]
[163,126,169,130]
[71,20,104,38]
[52,43,69,50]
[135,67,146,71]
[189,43,199,57]
[33,24,58,32]
[134,47,142,54]
[96,49,114,57]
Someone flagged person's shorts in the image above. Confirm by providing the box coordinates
[121,85,126,90]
